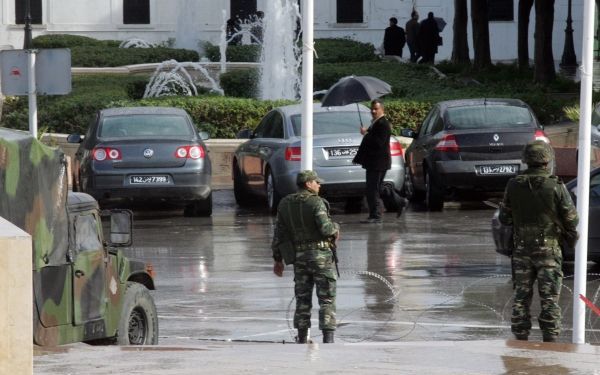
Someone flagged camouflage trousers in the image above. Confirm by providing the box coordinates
[511,246,563,338]
[293,249,337,331]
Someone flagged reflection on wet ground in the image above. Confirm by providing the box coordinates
[124,191,600,345]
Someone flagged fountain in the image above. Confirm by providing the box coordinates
[119,38,155,48]
[144,60,224,98]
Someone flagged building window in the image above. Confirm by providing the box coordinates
[337,0,363,23]
[231,0,257,22]
[488,0,513,22]
[15,0,42,24]
[124,0,150,24]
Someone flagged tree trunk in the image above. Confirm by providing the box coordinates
[451,0,470,64]
[533,0,556,83]
[471,0,492,69]
[518,0,534,70]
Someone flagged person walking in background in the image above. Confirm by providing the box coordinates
[272,170,340,344]
[383,17,406,58]
[499,141,579,343]
[353,99,392,224]
[418,11,440,64]
[405,10,420,62]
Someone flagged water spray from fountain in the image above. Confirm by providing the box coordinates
[119,38,155,48]
[219,11,265,74]
[144,59,224,98]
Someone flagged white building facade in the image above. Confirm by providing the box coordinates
[0,0,586,62]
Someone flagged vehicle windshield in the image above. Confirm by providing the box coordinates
[446,105,533,129]
[99,115,193,138]
[592,106,600,126]
[290,111,371,136]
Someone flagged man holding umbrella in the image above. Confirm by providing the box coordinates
[353,99,392,223]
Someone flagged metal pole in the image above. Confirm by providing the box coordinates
[300,0,314,170]
[560,0,577,68]
[572,0,594,345]
[23,0,33,49]
[27,50,38,138]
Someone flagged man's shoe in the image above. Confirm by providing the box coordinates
[322,330,334,343]
[543,335,558,343]
[296,328,308,344]
[514,334,528,341]
[360,217,382,224]
[396,198,409,218]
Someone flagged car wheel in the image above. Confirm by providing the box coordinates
[116,282,158,345]
[425,170,444,211]
[184,193,213,217]
[233,163,251,206]
[266,169,281,215]
[344,196,363,213]
[405,166,425,203]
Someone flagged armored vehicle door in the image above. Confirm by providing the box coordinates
[71,211,108,326]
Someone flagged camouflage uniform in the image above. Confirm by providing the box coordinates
[499,141,579,341]
[272,171,340,332]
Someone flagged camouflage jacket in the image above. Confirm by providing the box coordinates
[499,167,579,249]
[272,188,339,262]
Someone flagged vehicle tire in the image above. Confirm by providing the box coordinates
[116,282,158,345]
[425,170,444,211]
[233,162,251,206]
[344,196,363,213]
[266,169,282,215]
[405,166,425,203]
[184,193,213,217]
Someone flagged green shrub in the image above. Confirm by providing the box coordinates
[204,43,261,62]
[314,38,379,63]
[70,46,198,67]
[32,34,120,48]
[220,69,259,98]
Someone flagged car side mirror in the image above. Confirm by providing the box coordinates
[107,209,133,247]
[67,133,83,143]
[401,129,416,139]
[199,131,210,140]
[236,129,253,139]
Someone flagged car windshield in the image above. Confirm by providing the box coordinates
[446,105,533,129]
[592,106,600,126]
[290,111,371,136]
[99,115,193,138]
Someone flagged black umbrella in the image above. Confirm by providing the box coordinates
[321,75,392,107]
[435,17,447,32]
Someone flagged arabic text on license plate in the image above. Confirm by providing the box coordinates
[130,175,169,184]
[478,165,518,175]
[328,147,358,158]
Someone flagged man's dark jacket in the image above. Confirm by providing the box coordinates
[353,116,392,171]
[384,25,406,56]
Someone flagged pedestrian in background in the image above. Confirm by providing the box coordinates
[417,11,440,64]
[272,170,340,344]
[405,10,420,62]
[353,99,392,224]
[499,141,579,342]
[383,17,406,58]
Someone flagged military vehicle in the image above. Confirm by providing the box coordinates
[0,128,158,346]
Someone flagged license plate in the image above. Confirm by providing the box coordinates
[130,175,169,184]
[477,164,519,175]
[326,147,358,158]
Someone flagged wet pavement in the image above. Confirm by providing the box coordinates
[34,190,600,374]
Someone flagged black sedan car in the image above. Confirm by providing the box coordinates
[492,167,600,263]
[68,107,212,216]
[402,98,548,211]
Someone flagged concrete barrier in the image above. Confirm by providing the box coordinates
[0,217,32,375]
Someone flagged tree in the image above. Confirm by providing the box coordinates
[517,0,534,70]
[471,0,491,69]
[533,0,555,83]
[451,0,470,64]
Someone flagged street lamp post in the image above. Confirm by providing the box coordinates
[560,0,577,68]
[23,0,33,49]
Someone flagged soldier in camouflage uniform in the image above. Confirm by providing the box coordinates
[272,170,340,344]
[499,140,579,342]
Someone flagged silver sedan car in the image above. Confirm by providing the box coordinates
[232,103,406,213]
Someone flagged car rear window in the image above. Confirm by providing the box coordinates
[446,105,533,129]
[99,115,193,138]
[290,111,371,136]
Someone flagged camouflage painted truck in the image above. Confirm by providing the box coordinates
[0,127,158,346]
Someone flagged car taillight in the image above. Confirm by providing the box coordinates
[435,134,459,152]
[534,129,550,143]
[175,146,205,159]
[92,147,121,161]
[285,146,301,161]
[390,140,403,157]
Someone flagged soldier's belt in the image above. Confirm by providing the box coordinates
[294,241,330,251]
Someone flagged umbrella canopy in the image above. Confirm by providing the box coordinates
[435,17,447,32]
[321,76,392,107]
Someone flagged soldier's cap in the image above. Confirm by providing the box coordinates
[297,170,324,184]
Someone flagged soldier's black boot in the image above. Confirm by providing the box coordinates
[514,334,528,341]
[322,330,334,343]
[296,328,308,344]
[543,335,557,343]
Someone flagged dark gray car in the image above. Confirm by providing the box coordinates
[68,107,212,216]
